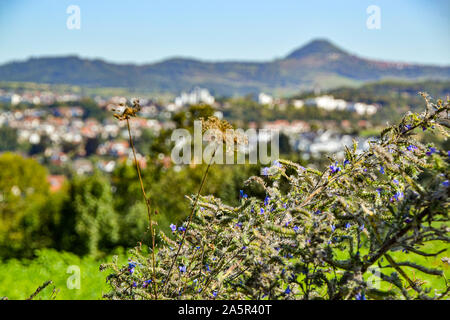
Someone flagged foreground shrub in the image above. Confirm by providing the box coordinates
[102,95,449,300]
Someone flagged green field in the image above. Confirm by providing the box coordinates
[1,240,448,300]
[0,249,128,300]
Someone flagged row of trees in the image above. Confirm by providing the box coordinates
[0,151,259,258]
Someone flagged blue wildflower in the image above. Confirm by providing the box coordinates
[128,262,136,274]
[293,225,300,232]
[262,167,269,176]
[142,279,152,288]
[260,208,265,215]
[169,224,176,232]
[407,144,417,152]
[235,222,243,228]
[405,217,412,223]
[264,196,270,206]
[329,162,341,174]
[205,264,211,272]
[273,160,282,168]
[379,166,385,174]
[393,178,399,185]
[132,281,137,288]
[179,265,186,273]
[331,225,336,232]
[345,223,351,229]
[426,147,437,156]
[314,209,321,215]
[178,226,186,232]
[284,286,291,294]
[443,180,449,187]
[355,292,366,300]
[212,291,217,298]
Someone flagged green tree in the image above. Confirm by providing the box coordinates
[0,153,49,256]
[58,172,119,256]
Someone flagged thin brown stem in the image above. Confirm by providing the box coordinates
[126,118,158,300]
[162,147,217,294]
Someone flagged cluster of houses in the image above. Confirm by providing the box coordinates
[0,87,379,186]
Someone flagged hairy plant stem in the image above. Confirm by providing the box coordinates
[126,118,158,300]
[162,147,217,294]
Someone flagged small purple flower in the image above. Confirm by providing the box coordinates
[343,159,350,167]
[345,223,351,229]
[132,281,137,288]
[284,286,291,294]
[205,264,211,272]
[142,279,152,288]
[178,226,186,232]
[314,210,321,215]
[212,291,217,298]
[260,208,265,215]
[393,178,399,185]
[407,145,417,152]
[170,224,176,232]
[390,191,404,202]
[331,225,336,232]
[405,217,412,223]
[359,224,364,231]
[395,191,404,200]
[293,225,300,232]
[329,162,341,174]
[273,160,282,168]
[379,166,385,174]
[442,180,449,187]
[179,265,186,273]
[282,203,287,209]
[235,222,243,228]
[262,167,269,176]
[128,262,136,274]
[426,147,437,156]
[264,196,270,206]
[355,292,366,300]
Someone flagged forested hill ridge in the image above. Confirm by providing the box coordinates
[0,39,449,96]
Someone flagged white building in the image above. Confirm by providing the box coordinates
[306,95,378,115]
[258,92,274,105]
[175,87,215,107]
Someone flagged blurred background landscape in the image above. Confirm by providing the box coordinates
[0,0,449,299]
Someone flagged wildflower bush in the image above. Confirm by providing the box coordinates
[102,95,449,300]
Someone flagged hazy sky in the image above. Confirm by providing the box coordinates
[0,0,449,65]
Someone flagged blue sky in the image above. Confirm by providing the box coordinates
[0,0,448,65]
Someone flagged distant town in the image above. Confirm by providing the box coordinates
[0,85,380,190]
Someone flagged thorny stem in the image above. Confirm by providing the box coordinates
[126,118,158,300]
[27,280,53,300]
[162,147,217,294]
